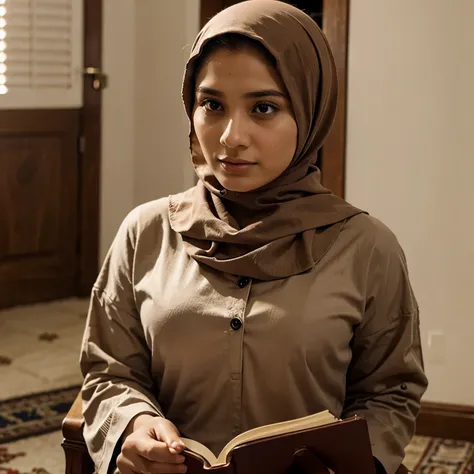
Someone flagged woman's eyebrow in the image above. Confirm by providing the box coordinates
[195,86,223,97]
[243,89,287,99]
[196,86,287,99]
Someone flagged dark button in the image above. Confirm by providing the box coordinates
[238,276,250,288]
[230,318,242,331]
[219,189,227,196]
[401,383,408,390]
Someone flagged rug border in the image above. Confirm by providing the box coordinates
[412,436,436,472]
[0,384,83,445]
[0,384,82,406]
[412,437,474,474]
[1,421,65,445]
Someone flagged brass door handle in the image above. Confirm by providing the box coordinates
[83,67,108,90]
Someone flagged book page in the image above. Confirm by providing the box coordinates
[215,410,337,465]
[182,437,218,467]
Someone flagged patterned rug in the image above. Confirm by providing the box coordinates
[0,430,64,474]
[404,436,474,473]
[0,386,81,444]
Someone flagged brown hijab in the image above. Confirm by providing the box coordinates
[169,0,364,281]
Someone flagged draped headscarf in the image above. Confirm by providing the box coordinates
[169,0,364,280]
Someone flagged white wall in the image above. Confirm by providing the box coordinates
[100,0,199,259]
[101,0,136,261]
[134,0,198,205]
[346,1,474,405]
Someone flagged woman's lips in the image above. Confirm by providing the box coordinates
[219,160,256,173]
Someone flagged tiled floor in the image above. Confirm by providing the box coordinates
[0,298,88,401]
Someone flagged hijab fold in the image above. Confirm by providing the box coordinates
[169,0,364,281]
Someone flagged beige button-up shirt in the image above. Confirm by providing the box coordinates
[80,198,428,474]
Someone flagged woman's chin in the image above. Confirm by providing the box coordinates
[215,173,261,193]
[218,179,261,193]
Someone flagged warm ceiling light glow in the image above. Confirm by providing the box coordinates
[0,84,7,94]
[0,6,6,17]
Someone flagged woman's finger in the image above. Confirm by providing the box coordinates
[116,451,145,474]
[152,419,185,454]
[118,449,187,474]
[136,438,186,464]
[292,448,332,474]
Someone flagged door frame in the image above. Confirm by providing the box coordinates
[320,0,349,198]
[78,0,103,296]
[199,0,349,198]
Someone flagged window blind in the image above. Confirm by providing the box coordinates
[0,0,83,109]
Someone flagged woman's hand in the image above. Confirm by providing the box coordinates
[117,414,187,473]
[287,448,334,474]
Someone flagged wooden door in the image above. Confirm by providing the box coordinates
[0,0,102,308]
[200,0,349,198]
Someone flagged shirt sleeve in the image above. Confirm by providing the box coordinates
[79,209,163,474]
[342,225,428,474]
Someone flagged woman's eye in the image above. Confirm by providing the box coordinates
[202,99,222,112]
[254,103,277,115]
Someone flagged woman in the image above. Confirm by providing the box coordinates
[80,2,428,474]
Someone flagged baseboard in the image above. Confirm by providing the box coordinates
[416,401,474,443]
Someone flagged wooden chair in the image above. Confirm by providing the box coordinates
[62,393,410,474]
[61,393,95,474]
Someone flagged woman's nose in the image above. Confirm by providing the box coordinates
[219,117,250,149]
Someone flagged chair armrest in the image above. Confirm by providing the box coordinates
[61,392,95,474]
[62,392,86,443]
[395,465,410,474]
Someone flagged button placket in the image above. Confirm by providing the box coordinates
[227,278,251,435]
[228,298,246,378]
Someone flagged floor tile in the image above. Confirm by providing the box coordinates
[12,346,83,387]
[0,329,44,361]
[0,299,88,400]
[51,327,84,353]
[0,366,51,401]
[42,297,90,317]
[0,302,87,337]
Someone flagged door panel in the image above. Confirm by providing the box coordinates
[0,109,80,308]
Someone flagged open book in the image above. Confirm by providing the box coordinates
[182,410,338,468]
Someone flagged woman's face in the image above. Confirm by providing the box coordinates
[193,46,298,193]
